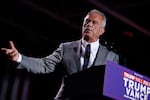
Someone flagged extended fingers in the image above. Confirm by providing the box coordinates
[9,41,15,49]
[1,48,9,54]
[1,48,16,55]
[1,41,19,61]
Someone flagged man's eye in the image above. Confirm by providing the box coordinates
[93,21,97,24]
[86,20,90,23]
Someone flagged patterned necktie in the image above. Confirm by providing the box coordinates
[82,44,91,70]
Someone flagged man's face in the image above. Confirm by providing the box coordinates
[82,12,105,42]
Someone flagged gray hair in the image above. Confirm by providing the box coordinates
[88,9,107,28]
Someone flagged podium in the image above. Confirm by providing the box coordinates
[63,65,112,100]
[61,61,150,100]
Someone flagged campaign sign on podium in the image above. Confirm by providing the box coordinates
[103,61,150,100]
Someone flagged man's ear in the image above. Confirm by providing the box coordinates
[100,28,105,35]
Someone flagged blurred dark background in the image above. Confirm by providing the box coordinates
[0,0,150,100]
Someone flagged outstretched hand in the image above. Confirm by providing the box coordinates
[1,41,19,61]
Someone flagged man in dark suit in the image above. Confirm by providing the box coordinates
[1,9,120,100]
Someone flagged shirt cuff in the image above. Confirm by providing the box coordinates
[17,53,22,62]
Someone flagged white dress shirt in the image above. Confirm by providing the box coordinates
[80,39,100,69]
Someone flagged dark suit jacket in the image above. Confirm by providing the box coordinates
[17,39,119,100]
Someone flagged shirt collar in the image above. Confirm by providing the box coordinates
[81,38,100,48]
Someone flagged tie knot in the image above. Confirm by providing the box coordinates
[86,44,90,48]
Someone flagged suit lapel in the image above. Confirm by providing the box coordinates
[72,40,82,71]
[93,44,107,66]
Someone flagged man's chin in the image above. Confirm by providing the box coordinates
[83,35,89,41]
